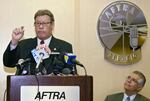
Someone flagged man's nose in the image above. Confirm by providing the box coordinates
[39,24,44,28]
[127,78,132,83]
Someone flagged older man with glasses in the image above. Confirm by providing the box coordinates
[105,71,150,101]
[3,9,75,75]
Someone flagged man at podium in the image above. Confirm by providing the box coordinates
[3,9,74,75]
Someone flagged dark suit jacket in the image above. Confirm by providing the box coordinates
[3,36,73,75]
[105,92,150,101]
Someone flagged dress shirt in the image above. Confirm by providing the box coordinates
[37,36,52,46]
[123,93,136,101]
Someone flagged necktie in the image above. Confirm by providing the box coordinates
[40,40,44,44]
[126,96,130,101]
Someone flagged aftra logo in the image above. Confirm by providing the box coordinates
[97,1,148,65]
[34,91,66,100]
[21,86,80,101]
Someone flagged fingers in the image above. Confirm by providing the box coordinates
[36,44,51,55]
[13,26,24,35]
[36,44,46,50]
[11,26,25,45]
[45,46,51,54]
[21,26,24,30]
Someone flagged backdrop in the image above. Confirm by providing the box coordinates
[0,0,150,101]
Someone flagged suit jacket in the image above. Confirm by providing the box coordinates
[105,92,150,101]
[3,36,73,75]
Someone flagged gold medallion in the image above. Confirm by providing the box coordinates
[97,1,147,65]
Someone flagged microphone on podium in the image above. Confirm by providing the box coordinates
[51,52,86,75]
[15,58,31,75]
[16,58,31,66]
[52,56,65,75]
[31,48,49,75]
[63,53,87,75]
[64,53,84,67]
[31,48,49,64]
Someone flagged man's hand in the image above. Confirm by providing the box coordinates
[36,44,51,55]
[11,26,24,45]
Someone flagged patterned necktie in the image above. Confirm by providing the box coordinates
[126,96,130,101]
[40,40,44,44]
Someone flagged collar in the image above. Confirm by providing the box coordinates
[37,36,52,46]
[123,93,137,101]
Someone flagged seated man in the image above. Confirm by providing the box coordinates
[105,71,150,101]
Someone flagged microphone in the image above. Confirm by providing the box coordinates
[16,58,31,66]
[64,53,84,67]
[31,48,49,64]
[35,52,44,69]
[49,52,84,67]
[15,59,24,75]
[64,53,87,75]
[52,56,65,75]
[31,48,49,75]
[15,58,31,75]
[62,68,71,75]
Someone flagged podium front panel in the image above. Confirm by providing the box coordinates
[7,75,93,101]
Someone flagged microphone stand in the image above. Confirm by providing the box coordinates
[72,65,76,75]
[35,53,44,75]
[27,62,31,75]
[15,64,23,75]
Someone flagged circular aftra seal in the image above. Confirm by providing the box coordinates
[97,1,147,65]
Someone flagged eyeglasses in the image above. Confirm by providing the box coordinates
[34,22,52,27]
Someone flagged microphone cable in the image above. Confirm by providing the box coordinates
[34,75,40,101]
[74,64,87,76]
[82,65,87,76]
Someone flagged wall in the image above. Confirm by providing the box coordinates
[0,0,150,101]
[77,0,150,101]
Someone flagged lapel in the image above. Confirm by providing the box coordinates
[49,36,58,52]
[118,93,124,101]
[107,93,124,101]
[43,36,56,71]
[31,37,37,48]
[134,94,141,101]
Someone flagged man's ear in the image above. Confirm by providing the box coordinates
[137,85,143,92]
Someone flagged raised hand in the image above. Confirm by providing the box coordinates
[11,26,24,45]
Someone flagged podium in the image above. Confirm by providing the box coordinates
[7,75,93,101]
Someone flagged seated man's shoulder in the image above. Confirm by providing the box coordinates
[105,92,123,101]
[107,92,123,98]
[137,94,150,101]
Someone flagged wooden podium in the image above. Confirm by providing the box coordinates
[7,75,93,101]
